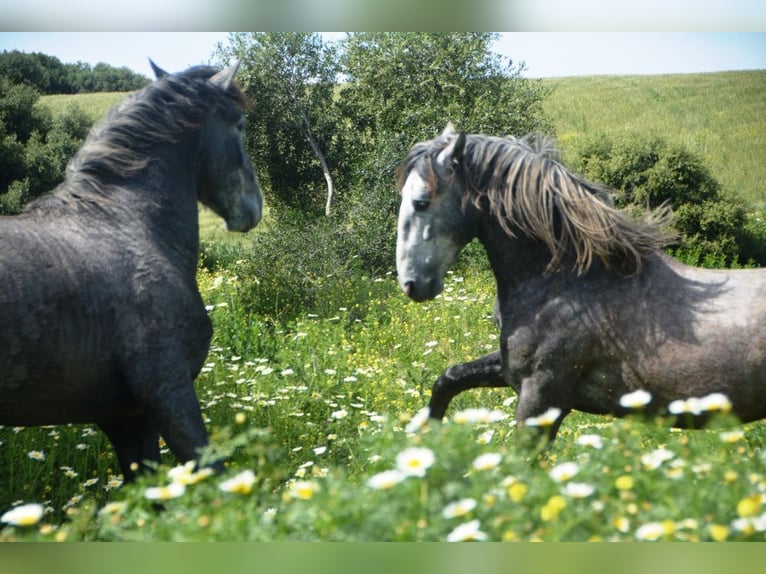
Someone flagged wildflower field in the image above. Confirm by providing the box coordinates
[2,252,766,542]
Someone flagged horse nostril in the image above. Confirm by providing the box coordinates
[403,280,415,296]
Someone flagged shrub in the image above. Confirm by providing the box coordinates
[573,133,761,268]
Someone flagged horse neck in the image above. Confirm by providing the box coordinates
[95,137,202,276]
[476,211,554,293]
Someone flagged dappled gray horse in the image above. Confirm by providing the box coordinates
[397,122,766,440]
[0,61,262,480]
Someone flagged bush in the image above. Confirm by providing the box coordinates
[573,133,762,268]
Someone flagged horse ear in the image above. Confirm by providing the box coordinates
[436,131,466,172]
[210,60,241,90]
[148,59,169,79]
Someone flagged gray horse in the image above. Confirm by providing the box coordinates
[0,61,262,481]
[397,122,766,440]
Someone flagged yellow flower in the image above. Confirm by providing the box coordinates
[737,494,763,518]
[540,495,567,521]
[708,524,730,542]
[615,475,634,490]
[724,470,739,484]
[508,482,528,502]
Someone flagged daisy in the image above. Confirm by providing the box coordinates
[619,390,652,409]
[549,461,580,482]
[700,392,732,413]
[524,407,562,427]
[576,434,604,449]
[367,470,406,490]
[564,482,595,498]
[218,470,257,495]
[395,447,435,478]
[472,452,502,471]
[446,519,488,542]
[442,498,478,519]
[144,482,186,501]
[453,408,508,424]
[405,407,431,433]
[641,448,675,470]
[635,521,667,541]
[1,503,45,526]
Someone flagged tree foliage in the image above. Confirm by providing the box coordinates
[216,33,342,215]
[0,78,91,214]
[574,134,763,267]
[0,50,150,94]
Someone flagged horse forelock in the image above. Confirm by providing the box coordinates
[401,132,674,275]
[62,65,248,194]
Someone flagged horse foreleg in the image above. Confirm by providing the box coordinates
[514,371,572,443]
[146,381,225,475]
[429,351,506,420]
[99,416,160,483]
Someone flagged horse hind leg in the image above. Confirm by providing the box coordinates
[99,416,161,483]
[429,351,507,419]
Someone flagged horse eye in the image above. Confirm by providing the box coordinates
[413,199,430,212]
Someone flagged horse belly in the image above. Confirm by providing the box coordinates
[0,279,133,425]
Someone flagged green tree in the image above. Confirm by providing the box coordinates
[216,32,341,216]
[336,32,552,272]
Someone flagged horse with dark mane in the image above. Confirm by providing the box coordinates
[397,122,766,440]
[0,61,262,481]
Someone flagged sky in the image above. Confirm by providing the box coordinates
[0,32,764,79]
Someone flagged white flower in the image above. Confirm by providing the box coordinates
[367,470,406,490]
[524,407,562,427]
[472,452,502,471]
[313,446,328,455]
[720,429,745,444]
[395,446,435,477]
[446,519,488,542]
[442,498,477,519]
[144,482,186,501]
[549,461,580,482]
[669,397,703,415]
[168,461,213,485]
[331,408,348,420]
[700,392,732,412]
[477,430,495,445]
[670,393,733,415]
[453,408,508,424]
[218,470,257,495]
[635,521,666,541]
[576,434,604,449]
[1,503,45,526]
[405,407,431,433]
[619,390,652,409]
[27,450,45,461]
[563,482,595,498]
[281,368,295,376]
[641,447,675,470]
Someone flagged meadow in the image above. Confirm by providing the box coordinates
[1,71,766,542]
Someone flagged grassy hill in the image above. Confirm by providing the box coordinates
[41,70,766,210]
[541,71,766,209]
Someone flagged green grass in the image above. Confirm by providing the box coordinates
[542,71,766,209]
[3,265,766,541]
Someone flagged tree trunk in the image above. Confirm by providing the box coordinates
[301,116,335,216]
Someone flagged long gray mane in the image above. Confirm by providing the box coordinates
[399,132,675,274]
[44,66,249,200]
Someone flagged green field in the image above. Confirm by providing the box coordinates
[542,71,766,209]
[2,72,765,542]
